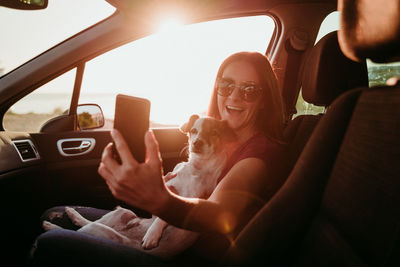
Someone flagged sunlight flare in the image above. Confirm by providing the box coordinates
[157,17,184,34]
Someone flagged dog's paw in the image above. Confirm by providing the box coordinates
[48,211,63,221]
[142,231,161,250]
[42,220,61,231]
[65,207,91,227]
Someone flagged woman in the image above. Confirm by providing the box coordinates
[99,51,287,249]
[30,52,287,266]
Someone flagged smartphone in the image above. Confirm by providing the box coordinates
[112,94,150,164]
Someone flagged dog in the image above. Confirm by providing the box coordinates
[42,115,236,259]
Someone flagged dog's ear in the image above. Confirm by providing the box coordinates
[220,120,237,142]
[180,114,200,133]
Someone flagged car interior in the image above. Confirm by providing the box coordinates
[0,0,398,266]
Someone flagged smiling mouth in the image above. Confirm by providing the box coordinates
[226,105,244,114]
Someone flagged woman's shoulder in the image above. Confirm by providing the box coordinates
[238,133,286,161]
[218,134,286,183]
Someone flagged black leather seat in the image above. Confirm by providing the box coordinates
[223,0,400,265]
[284,30,368,170]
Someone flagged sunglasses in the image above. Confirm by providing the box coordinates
[216,78,263,102]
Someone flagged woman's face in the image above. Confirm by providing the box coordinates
[217,60,264,133]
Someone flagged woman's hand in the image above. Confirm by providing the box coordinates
[98,129,170,215]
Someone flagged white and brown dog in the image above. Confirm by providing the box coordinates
[43,115,235,259]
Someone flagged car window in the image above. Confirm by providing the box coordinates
[0,0,115,77]
[294,12,339,118]
[79,15,274,128]
[295,10,400,117]
[367,60,400,87]
[3,69,75,132]
[294,90,325,118]
[319,15,400,89]
[315,11,340,44]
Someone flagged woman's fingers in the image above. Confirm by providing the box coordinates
[98,162,113,180]
[145,130,162,169]
[98,129,167,212]
[101,143,120,172]
[111,129,137,166]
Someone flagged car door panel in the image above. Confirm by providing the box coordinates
[0,131,114,217]
[0,125,188,264]
[0,127,188,212]
[31,131,110,162]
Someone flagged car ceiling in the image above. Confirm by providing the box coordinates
[105,0,337,24]
[107,0,337,14]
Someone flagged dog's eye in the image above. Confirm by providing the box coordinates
[190,128,198,135]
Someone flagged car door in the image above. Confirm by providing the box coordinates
[0,63,189,264]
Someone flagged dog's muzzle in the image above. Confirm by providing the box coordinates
[191,139,203,153]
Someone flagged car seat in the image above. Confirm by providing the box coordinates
[284,30,368,170]
[222,0,400,266]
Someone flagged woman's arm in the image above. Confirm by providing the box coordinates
[98,129,268,235]
[160,157,268,234]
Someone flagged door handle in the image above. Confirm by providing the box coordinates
[57,138,96,157]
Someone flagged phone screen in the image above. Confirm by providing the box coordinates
[113,94,150,164]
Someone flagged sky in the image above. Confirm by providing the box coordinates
[0,1,115,75]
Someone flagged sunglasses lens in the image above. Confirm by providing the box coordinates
[240,85,262,102]
[217,79,262,102]
[217,81,233,96]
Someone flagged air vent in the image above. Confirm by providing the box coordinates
[12,140,40,162]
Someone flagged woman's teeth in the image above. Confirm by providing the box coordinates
[226,105,244,113]
[226,106,243,111]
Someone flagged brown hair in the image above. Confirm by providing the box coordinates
[207,51,286,142]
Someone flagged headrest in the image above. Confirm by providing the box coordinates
[302,31,368,106]
[338,0,400,63]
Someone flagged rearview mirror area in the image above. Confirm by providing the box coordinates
[0,0,48,10]
[77,104,105,130]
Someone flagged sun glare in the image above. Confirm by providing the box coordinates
[80,16,274,127]
[157,17,184,34]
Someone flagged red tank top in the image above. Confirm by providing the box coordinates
[218,134,285,183]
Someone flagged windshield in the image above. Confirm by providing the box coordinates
[0,0,115,77]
